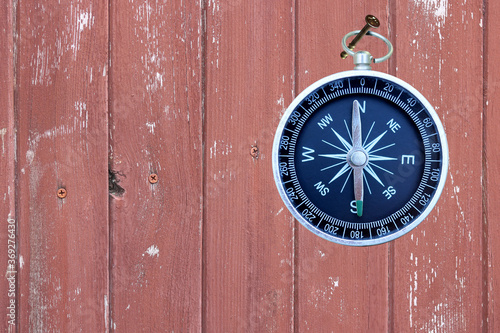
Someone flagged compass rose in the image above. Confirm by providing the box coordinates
[318,100,397,215]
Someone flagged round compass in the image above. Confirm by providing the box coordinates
[273,68,448,246]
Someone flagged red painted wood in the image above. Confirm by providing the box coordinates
[3,1,498,331]
[108,1,203,331]
[16,1,109,331]
[485,1,500,331]
[0,1,16,332]
[391,1,484,331]
[294,3,390,332]
[204,1,295,331]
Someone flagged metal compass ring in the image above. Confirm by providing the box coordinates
[341,30,393,63]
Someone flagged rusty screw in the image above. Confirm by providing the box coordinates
[340,15,380,59]
[57,188,67,199]
[250,146,259,158]
[149,173,158,184]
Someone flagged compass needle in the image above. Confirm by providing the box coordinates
[350,100,365,216]
[273,26,448,245]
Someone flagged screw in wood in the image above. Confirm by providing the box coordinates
[57,188,67,199]
[250,146,259,158]
[149,173,158,184]
[340,15,380,59]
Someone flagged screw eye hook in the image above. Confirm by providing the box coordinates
[340,15,380,59]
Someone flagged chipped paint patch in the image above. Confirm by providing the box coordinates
[209,140,232,159]
[104,294,109,331]
[415,0,449,23]
[144,245,160,257]
[74,101,88,130]
[77,9,93,33]
[146,121,156,134]
[26,150,35,165]
[0,128,7,155]
[71,4,95,58]
[308,276,340,308]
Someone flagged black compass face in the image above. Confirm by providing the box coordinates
[273,71,448,246]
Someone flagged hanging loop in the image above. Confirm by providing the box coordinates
[341,30,393,69]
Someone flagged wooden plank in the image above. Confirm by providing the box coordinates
[16,1,109,331]
[294,4,390,332]
[0,1,16,332]
[108,1,203,331]
[391,1,484,331]
[204,1,295,331]
[485,0,500,331]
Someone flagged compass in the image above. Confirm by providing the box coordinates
[272,19,448,246]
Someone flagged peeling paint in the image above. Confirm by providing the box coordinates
[0,128,7,155]
[26,150,35,165]
[146,121,156,134]
[104,294,109,331]
[144,245,160,257]
[415,0,449,23]
[209,140,232,159]
[275,207,283,216]
[31,3,95,85]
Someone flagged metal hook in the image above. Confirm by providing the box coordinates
[341,30,393,70]
[340,15,380,59]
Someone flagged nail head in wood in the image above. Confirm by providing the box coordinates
[250,146,259,158]
[149,173,158,184]
[57,188,67,199]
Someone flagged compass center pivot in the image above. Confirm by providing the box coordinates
[350,150,368,166]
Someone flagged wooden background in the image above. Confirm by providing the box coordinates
[0,0,496,332]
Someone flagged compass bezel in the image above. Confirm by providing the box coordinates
[272,70,449,246]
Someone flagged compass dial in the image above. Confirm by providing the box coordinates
[273,71,448,246]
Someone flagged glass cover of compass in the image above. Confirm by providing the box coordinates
[272,70,448,246]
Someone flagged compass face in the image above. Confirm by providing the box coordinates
[273,71,448,246]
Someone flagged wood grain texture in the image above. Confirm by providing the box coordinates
[295,3,390,332]
[391,1,484,331]
[485,0,500,331]
[16,1,109,331]
[0,1,16,332]
[3,1,499,331]
[108,0,203,331]
[204,1,295,331]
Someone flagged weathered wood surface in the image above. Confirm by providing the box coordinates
[204,1,295,331]
[486,1,500,332]
[109,0,203,331]
[0,1,16,332]
[392,1,484,331]
[15,1,109,331]
[1,0,495,332]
